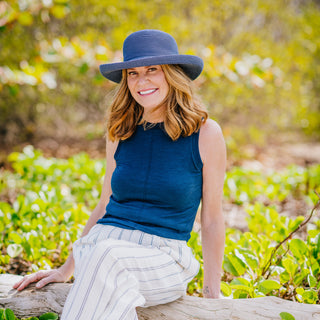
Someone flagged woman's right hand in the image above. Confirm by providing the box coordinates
[13,267,70,291]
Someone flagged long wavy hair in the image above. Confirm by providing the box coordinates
[106,64,208,141]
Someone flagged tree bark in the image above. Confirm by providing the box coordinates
[1,274,320,320]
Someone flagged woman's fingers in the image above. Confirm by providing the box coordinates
[13,268,69,291]
[13,270,51,291]
[14,274,37,291]
[12,277,24,289]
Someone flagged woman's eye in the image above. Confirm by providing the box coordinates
[128,71,137,76]
[148,67,157,72]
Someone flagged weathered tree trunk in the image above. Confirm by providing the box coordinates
[1,274,320,320]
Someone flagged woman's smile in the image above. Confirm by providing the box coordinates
[138,88,158,95]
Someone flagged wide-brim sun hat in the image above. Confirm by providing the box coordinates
[99,29,204,83]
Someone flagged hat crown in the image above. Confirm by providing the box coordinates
[123,30,179,62]
[99,29,203,83]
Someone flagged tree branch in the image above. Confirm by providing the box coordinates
[261,190,320,278]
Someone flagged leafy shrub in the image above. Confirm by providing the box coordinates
[0,308,57,320]
[1,146,104,270]
[188,199,320,303]
[1,146,320,304]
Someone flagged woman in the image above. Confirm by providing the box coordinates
[13,29,226,319]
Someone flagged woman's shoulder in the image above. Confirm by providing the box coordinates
[199,118,226,163]
[199,118,223,140]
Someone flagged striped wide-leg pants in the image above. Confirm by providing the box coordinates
[61,224,200,320]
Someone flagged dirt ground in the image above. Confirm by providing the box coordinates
[224,142,320,230]
[2,137,320,168]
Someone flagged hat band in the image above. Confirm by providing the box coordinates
[124,53,179,63]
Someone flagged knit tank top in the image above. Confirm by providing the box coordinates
[97,122,203,241]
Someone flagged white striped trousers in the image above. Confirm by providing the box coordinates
[61,224,200,320]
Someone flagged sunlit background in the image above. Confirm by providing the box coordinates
[1,1,320,308]
[1,0,320,162]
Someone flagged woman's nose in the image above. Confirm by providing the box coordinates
[137,73,149,85]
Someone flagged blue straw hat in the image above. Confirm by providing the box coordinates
[99,30,203,83]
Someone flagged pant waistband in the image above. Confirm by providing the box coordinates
[77,224,187,250]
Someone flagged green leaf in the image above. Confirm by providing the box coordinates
[295,287,305,303]
[316,234,320,257]
[4,309,15,320]
[302,289,318,304]
[296,287,304,295]
[280,271,290,283]
[22,239,32,257]
[288,216,304,231]
[39,312,59,320]
[232,289,249,299]
[231,277,250,286]
[220,282,232,297]
[7,244,23,258]
[289,239,308,259]
[241,251,259,270]
[282,258,298,276]
[280,312,295,320]
[8,232,22,244]
[293,268,309,286]
[223,254,246,276]
[307,274,317,288]
[229,284,251,294]
[258,280,281,295]
[235,248,259,270]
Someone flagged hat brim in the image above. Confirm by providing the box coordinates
[99,55,203,83]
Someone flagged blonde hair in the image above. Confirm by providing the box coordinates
[106,64,208,141]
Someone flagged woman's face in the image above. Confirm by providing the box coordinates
[126,65,169,121]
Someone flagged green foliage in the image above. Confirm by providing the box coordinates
[1,147,320,305]
[186,231,203,295]
[224,165,320,205]
[212,200,320,303]
[0,309,58,320]
[3,309,15,320]
[0,146,104,271]
[188,156,320,302]
[280,312,296,320]
[1,1,320,145]
[38,313,58,320]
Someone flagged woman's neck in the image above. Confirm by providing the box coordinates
[142,107,165,123]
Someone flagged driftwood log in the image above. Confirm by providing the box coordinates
[1,274,320,320]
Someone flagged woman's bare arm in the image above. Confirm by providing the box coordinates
[199,119,226,298]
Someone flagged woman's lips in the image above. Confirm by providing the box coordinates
[138,88,158,96]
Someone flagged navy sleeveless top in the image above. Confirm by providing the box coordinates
[97,122,203,241]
